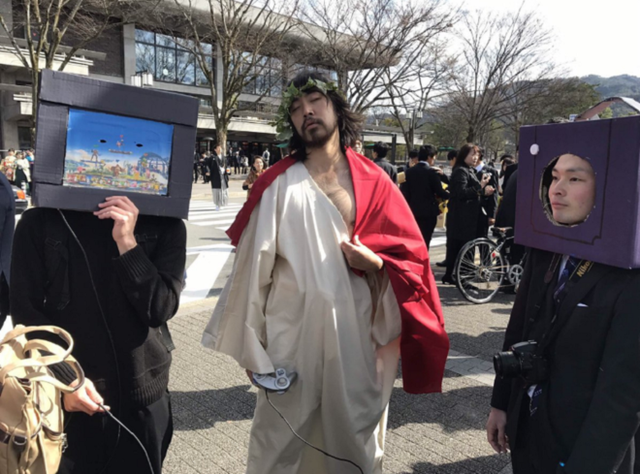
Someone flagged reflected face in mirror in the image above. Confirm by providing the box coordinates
[548,154,596,226]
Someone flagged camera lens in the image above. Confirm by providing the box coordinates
[493,351,521,378]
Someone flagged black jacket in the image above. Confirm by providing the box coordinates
[11,208,186,409]
[503,163,518,191]
[374,158,397,184]
[209,153,228,189]
[491,248,640,474]
[401,162,450,218]
[446,165,483,241]
[495,169,518,229]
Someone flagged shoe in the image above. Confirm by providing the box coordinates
[441,276,456,285]
[215,206,220,211]
[435,261,447,267]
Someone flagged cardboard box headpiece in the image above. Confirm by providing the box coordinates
[33,70,199,219]
[516,98,640,268]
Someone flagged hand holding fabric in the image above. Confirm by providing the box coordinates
[94,196,139,254]
[341,235,384,273]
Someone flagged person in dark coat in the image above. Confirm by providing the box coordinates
[401,145,450,248]
[442,143,495,284]
[487,153,640,474]
[209,144,228,210]
[0,172,14,325]
[372,142,397,184]
[12,197,186,474]
[494,168,525,274]
[503,161,518,191]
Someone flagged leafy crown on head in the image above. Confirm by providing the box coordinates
[271,78,342,141]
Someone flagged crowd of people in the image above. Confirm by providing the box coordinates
[0,147,35,194]
[353,139,518,284]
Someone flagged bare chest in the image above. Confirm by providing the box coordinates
[312,171,356,234]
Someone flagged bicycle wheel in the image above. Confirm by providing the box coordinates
[455,238,506,304]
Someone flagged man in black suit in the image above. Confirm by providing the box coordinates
[487,153,640,474]
[475,149,499,237]
[401,145,449,248]
[372,142,397,184]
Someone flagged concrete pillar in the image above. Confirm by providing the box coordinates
[0,70,19,150]
[123,24,136,85]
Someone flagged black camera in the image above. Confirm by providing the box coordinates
[493,341,549,384]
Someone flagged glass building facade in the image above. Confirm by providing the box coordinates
[135,29,214,87]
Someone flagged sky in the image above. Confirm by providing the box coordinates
[468,0,640,78]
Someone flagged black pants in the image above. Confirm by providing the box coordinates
[415,215,438,249]
[59,391,173,474]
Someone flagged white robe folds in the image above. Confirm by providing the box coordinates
[202,162,402,474]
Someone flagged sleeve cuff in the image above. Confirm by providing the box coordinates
[49,361,77,385]
[114,244,155,282]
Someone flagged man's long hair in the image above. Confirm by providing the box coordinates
[287,71,364,161]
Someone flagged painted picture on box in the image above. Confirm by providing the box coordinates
[63,109,174,196]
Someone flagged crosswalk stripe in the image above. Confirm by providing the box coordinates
[183,244,234,304]
[189,203,242,209]
[188,211,240,221]
[430,236,446,247]
[191,219,236,227]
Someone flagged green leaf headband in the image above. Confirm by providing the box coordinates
[271,78,342,141]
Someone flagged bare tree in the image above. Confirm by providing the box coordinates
[501,78,600,148]
[384,42,454,152]
[448,5,556,143]
[168,0,301,152]
[0,0,161,139]
[301,0,456,114]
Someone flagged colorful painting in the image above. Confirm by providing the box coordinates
[63,109,174,196]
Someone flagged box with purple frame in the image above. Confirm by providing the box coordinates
[516,109,640,269]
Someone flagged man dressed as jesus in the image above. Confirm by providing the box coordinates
[202,72,450,473]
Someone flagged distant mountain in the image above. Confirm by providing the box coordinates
[581,74,640,102]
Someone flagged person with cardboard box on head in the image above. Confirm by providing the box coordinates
[487,101,640,474]
[8,70,197,474]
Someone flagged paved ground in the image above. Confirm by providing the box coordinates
[161,178,516,474]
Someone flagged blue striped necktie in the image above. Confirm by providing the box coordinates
[554,256,579,301]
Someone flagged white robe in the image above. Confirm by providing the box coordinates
[202,162,402,474]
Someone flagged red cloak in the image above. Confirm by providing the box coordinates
[227,148,449,394]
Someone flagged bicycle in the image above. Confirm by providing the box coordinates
[454,228,526,304]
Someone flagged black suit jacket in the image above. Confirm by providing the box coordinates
[491,248,640,474]
[208,154,228,189]
[495,169,517,229]
[401,162,450,218]
[502,162,518,191]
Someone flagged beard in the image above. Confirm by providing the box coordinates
[299,118,338,149]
